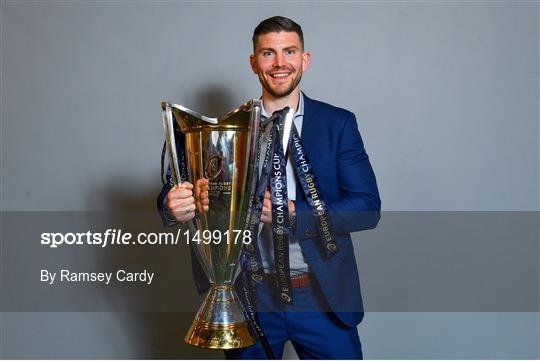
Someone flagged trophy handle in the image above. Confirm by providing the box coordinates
[161,104,183,185]
[161,103,212,281]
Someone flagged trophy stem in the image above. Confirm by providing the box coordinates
[185,285,257,349]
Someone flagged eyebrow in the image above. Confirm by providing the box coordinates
[259,46,300,53]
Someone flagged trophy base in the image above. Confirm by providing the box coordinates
[185,285,257,349]
[185,319,255,349]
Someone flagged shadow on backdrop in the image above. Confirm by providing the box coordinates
[87,86,238,359]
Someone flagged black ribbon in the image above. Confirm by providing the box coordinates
[244,109,295,304]
[269,116,293,304]
[288,124,339,258]
[242,129,271,287]
[239,255,275,359]
[160,140,167,185]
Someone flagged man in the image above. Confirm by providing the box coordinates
[158,16,380,359]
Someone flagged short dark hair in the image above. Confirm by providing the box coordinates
[252,16,304,51]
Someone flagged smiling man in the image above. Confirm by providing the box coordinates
[224,16,382,359]
[158,15,380,360]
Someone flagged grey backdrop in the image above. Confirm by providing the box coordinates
[1,1,539,359]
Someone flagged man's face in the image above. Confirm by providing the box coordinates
[250,31,311,98]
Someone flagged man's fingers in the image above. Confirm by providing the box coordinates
[196,201,210,213]
[260,213,271,224]
[172,203,196,217]
[170,195,195,207]
[167,187,182,199]
[195,178,209,197]
[168,187,193,201]
[179,182,194,190]
[261,206,271,222]
[179,188,193,198]
[263,197,272,209]
[197,190,209,201]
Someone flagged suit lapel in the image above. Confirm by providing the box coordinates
[300,93,317,158]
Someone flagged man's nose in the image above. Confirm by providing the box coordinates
[273,53,286,67]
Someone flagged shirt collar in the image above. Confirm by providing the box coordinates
[260,92,304,119]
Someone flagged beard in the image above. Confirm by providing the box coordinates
[258,70,303,98]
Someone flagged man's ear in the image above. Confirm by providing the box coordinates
[302,51,311,72]
[249,54,258,74]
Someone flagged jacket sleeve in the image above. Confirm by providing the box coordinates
[156,167,180,228]
[295,112,381,240]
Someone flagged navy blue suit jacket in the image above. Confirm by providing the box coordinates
[157,94,381,328]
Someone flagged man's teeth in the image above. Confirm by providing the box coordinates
[272,73,289,78]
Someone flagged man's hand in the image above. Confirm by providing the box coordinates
[260,188,296,224]
[194,178,210,213]
[165,182,196,222]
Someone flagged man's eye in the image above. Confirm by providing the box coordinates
[287,49,296,55]
[263,51,273,57]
